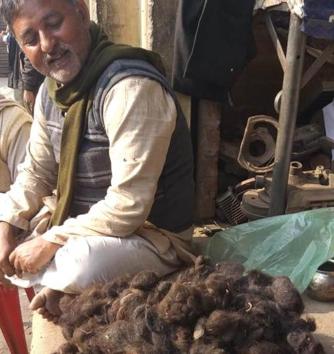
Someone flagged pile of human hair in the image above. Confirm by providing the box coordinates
[53,256,325,354]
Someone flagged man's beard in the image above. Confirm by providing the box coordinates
[44,43,82,84]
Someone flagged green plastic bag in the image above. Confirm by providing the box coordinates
[205,208,334,292]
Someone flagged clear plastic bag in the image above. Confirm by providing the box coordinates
[205,208,334,292]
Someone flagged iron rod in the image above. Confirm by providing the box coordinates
[269,13,306,216]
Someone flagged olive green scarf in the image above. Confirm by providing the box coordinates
[48,22,164,226]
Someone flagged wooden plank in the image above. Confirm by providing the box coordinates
[195,100,221,221]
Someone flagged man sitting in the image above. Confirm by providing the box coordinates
[0,0,195,322]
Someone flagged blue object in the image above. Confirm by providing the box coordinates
[302,0,334,39]
[205,208,334,292]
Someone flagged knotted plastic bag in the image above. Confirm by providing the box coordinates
[205,208,334,292]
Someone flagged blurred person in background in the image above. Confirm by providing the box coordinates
[1,27,44,113]
[0,94,31,194]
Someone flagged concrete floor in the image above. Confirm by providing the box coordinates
[304,295,334,353]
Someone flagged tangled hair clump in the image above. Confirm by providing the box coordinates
[53,256,326,354]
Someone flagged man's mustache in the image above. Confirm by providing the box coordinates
[43,43,70,65]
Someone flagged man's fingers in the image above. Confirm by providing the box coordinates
[9,249,26,275]
[7,250,20,276]
[1,261,15,277]
[13,257,20,271]
[27,267,39,274]
[0,223,17,277]
[0,254,15,276]
[13,258,23,277]
[14,267,23,277]
[0,270,14,287]
[8,250,16,264]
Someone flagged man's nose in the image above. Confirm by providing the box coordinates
[39,31,55,53]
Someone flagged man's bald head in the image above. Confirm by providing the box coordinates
[0,0,77,27]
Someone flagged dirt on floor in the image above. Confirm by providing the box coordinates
[303,295,334,353]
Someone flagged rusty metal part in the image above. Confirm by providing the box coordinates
[234,178,257,194]
[241,162,334,220]
[241,188,271,220]
[239,117,333,173]
[216,187,248,226]
[238,115,279,174]
[216,179,256,226]
[286,164,334,213]
[309,153,331,170]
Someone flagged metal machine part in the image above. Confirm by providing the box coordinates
[216,187,248,226]
[307,260,334,302]
[238,115,279,174]
[216,179,255,225]
[274,90,282,114]
[241,162,334,220]
[238,115,334,174]
[292,123,334,159]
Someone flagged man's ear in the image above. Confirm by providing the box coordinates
[75,0,90,25]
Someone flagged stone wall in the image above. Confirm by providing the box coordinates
[95,0,141,46]
[89,0,178,77]
[151,0,178,78]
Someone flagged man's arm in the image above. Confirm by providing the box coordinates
[0,106,30,282]
[0,93,58,278]
[0,87,57,230]
[41,77,177,243]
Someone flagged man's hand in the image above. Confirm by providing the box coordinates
[9,238,61,275]
[23,90,36,114]
[0,222,17,285]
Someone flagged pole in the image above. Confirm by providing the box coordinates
[269,13,306,216]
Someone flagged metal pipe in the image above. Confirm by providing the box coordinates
[265,13,287,73]
[269,13,306,216]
